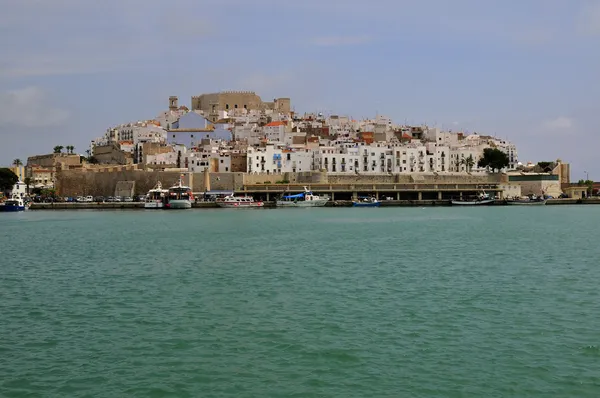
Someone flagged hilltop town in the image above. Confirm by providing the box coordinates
[5,91,593,202]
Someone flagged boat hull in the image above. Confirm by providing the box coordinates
[144,201,165,209]
[451,199,495,206]
[216,202,264,208]
[1,204,25,212]
[276,199,329,207]
[166,200,192,209]
[352,202,381,207]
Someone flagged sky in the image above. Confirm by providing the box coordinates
[1,0,599,179]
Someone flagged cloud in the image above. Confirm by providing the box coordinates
[0,87,69,127]
[576,2,600,36]
[542,116,573,130]
[311,35,372,46]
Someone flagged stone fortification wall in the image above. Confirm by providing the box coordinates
[57,170,504,196]
[56,170,246,196]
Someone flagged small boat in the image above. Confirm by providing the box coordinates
[352,196,381,207]
[505,195,547,205]
[452,191,495,206]
[144,181,168,209]
[216,195,264,208]
[0,196,27,212]
[276,187,329,207]
[166,176,193,209]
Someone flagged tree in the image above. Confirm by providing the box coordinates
[478,148,509,172]
[461,155,475,172]
[88,156,99,164]
[12,159,23,167]
[0,168,19,193]
[53,146,64,154]
[577,179,594,196]
[24,177,32,195]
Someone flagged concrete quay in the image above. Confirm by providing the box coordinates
[238,182,502,202]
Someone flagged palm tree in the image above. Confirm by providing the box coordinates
[461,155,475,172]
[24,177,31,195]
[12,159,23,167]
[53,146,63,154]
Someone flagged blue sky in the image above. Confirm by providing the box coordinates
[1,0,599,179]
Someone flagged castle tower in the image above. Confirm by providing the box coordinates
[169,96,178,111]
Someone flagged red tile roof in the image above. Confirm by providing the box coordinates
[265,121,287,127]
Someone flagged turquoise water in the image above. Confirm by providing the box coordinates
[1,207,599,397]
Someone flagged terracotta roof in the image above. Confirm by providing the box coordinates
[265,121,287,127]
[402,133,412,139]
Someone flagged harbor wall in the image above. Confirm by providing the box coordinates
[56,170,247,196]
[55,169,504,197]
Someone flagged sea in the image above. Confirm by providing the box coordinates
[1,206,599,397]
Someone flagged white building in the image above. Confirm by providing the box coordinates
[247,144,313,174]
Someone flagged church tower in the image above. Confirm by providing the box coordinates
[169,96,178,111]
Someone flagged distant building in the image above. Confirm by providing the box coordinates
[167,112,232,147]
[191,91,291,122]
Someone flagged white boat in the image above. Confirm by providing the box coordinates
[505,194,547,205]
[216,195,264,208]
[452,191,495,206]
[166,176,193,209]
[276,187,329,207]
[144,181,168,209]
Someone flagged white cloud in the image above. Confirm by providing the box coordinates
[311,35,372,46]
[0,87,69,127]
[542,116,573,130]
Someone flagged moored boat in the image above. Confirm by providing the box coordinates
[505,195,547,205]
[144,181,168,209]
[166,176,193,209]
[1,197,27,212]
[352,196,381,207]
[216,195,264,208]
[276,187,329,207]
[451,191,495,206]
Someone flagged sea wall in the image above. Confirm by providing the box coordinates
[56,169,505,197]
[56,169,247,196]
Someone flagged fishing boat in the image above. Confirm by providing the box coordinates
[144,181,168,209]
[276,187,329,207]
[216,195,264,208]
[0,196,27,212]
[166,176,193,209]
[505,195,547,205]
[451,190,495,206]
[352,196,381,207]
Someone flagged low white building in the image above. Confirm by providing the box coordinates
[247,144,312,174]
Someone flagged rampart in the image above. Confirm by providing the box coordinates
[56,169,504,197]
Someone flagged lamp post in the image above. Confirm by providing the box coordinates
[584,171,589,181]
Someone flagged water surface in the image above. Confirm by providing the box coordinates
[1,207,599,397]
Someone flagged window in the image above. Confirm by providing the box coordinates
[225,167,229,171]
[225,104,229,109]
[220,159,224,163]
[244,104,247,109]
[234,104,238,108]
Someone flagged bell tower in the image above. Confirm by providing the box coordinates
[169,96,178,111]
